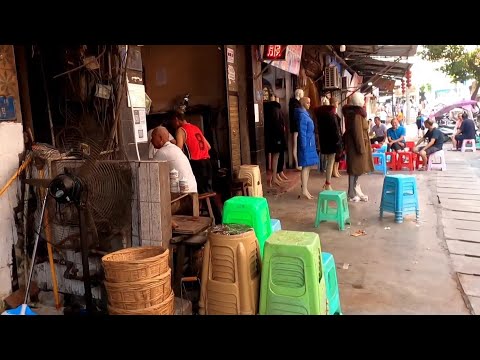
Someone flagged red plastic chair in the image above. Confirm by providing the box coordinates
[397,152,415,171]
[405,141,416,151]
[385,152,397,170]
[415,153,426,170]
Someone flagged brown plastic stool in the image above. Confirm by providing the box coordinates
[198,192,217,225]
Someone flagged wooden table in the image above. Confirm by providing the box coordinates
[171,215,212,295]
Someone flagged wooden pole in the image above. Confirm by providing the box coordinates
[38,169,62,309]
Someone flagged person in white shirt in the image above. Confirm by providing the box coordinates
[147,126,175,159]
[151,126,197,193]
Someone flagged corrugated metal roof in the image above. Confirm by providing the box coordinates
[346,58,412,80]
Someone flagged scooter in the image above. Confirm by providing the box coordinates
[437,115,456,142]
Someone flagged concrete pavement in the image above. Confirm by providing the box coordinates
[433,146,480,314]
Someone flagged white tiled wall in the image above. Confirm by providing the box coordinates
[0,122,24,299]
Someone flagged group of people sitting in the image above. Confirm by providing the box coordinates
[369,114,444,171]
[450,112,477,151]
[149,111,222,224]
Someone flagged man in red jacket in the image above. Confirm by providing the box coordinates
[171,111,221,223]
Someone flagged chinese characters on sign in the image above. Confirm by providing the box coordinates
[262,45,303,76]
[263,45,288,60]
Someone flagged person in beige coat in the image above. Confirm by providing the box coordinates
[342,92,374,202]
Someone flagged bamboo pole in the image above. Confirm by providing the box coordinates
[0,156,32,198]
[38,169,61,309]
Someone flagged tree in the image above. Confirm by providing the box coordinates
[421,45,480,100]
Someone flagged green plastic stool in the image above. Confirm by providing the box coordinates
[476,136,480,150]
[259,230,327,315]
[315,190,350,230]
[322,252,342,315]
[223,196,272,258]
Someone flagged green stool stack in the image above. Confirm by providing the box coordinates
[259,230,327,315]
[222,196,272,258]
[315,190,350,230]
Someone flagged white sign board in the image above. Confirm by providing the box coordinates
[127,83,146,108]
[132,107,148,143]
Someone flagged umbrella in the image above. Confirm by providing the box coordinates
[433,100,478,118]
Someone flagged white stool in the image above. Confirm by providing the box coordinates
[427,150,447,171]
[461,139,476,153]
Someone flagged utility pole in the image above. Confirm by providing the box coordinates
[406,86,411,124]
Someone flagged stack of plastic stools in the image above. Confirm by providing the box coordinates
[397,152,415,171]
[238,165,263,197]
[322,252,342,315]
[380,174,419,223]
[223,196,272,258]
[270,219,282,232]
[314,190,350,231]
[385,152,397,170]
[372,152,387,175]
[427,150,447,171]
[476,136,480,150]
[259,230,327,315]
[199,225,260,315]
[461,139,476,153]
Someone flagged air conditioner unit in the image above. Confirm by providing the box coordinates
[324,66,341,90]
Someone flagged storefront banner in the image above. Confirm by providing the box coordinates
[263,45,303,76]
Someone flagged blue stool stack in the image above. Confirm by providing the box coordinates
[372,152,387,175]
[380,174,419,223]
[322,252,342,315]
[270,218,282,232]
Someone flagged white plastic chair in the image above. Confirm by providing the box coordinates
[427,150,447,171]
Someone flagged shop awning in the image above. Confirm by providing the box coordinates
[342,45,418,58]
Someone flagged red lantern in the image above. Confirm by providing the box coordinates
[401,79,405,95]
[405,70,412,88]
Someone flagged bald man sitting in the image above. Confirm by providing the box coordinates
[151,126,198,193]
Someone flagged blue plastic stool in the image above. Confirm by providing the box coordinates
[380,174,419,223]
[322,252,342,315]
[270,219,282,232]
[372,152,387,175]
[376,144,387,153]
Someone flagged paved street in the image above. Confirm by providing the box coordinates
[264,123,476,314]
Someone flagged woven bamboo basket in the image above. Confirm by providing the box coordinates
[102,247,169,283]
[104,269,172,310]
[108,291,175,315]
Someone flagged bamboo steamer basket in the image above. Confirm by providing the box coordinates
[102,247,169,283]
[108,291,175,315]
[104,269,171,310]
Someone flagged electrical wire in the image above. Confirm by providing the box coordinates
[53,46,107,80]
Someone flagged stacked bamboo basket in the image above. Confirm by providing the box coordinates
[102,247,174,315]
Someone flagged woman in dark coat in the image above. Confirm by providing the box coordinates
[342,92,374,202]
[295,96,319,199]
[315,97,342,190]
